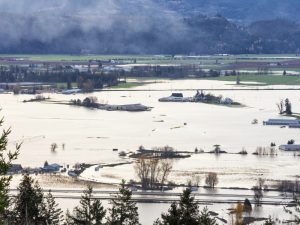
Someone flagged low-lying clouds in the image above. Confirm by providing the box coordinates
[0,0,193,53]
[0,0,299,54]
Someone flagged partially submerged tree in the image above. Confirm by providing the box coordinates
[50,143,58,153]
[0,118,20,224]
[190,175,201,188]
[159,160,173,189]
[253,178,265,207]
[134,157,173,190]
[205,172,219,189]
[82,96,98,107]
[134,157,150,189]
[276,99,284,114]
[67,185,106,225]
[213,145,221,154]
[285,98,292,115]
[277,98,293,115]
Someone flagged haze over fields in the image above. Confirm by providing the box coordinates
[1,0,300,54]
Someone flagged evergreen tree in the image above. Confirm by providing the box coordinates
[12,173,46,225]
[68,185,106,225]
[107,180,140,225]
[154,188,217,225]
[65,210,74,225]
[178,188,200,225]
[199,207,217,225]
[0,118,20,224]
[263,217,275,225]
[44,190,64,225]
[153,203,180,225]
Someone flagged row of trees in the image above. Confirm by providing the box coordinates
[7,174,288,225]
[67,180,141,225]
[2,173,219,225]
[2,173,140,225]
[70,97,99,108]
[123,66,240,79]
[134,157,219,190]
[0,65,120,91]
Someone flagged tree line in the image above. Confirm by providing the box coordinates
[0,65,119,91]
[2,173,219,225]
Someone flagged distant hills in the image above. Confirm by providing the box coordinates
[0,0,300,54]
[159,0,300,24]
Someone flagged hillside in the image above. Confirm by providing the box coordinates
[160,0,300,23]
[0,0,300,54]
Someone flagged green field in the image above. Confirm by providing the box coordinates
[202,75,300,86]
[1,54,299,65]
[0,54,159,62]
[54,82,78,89]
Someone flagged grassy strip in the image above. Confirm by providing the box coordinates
[54,82,78,89]
[201,75,300,86]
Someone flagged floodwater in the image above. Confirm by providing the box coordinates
[57,199,293,225]
[2,79,300,224]
[55,195,295,225]
[1,79,300,188]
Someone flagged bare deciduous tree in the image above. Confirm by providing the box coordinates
[134,157,150,189]
[149,158,160,189]
[253,178,265,206]
[159,160,173,189]
[277,99,284,114]
[134,157,173,190]
[205,172,218,189]
[253,186,263,206]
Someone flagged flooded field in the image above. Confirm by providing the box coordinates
[2,79,300,188]
[2,78,300,224]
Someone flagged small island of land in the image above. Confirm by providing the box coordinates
[70,96,152,112]
[159,90,242,107]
